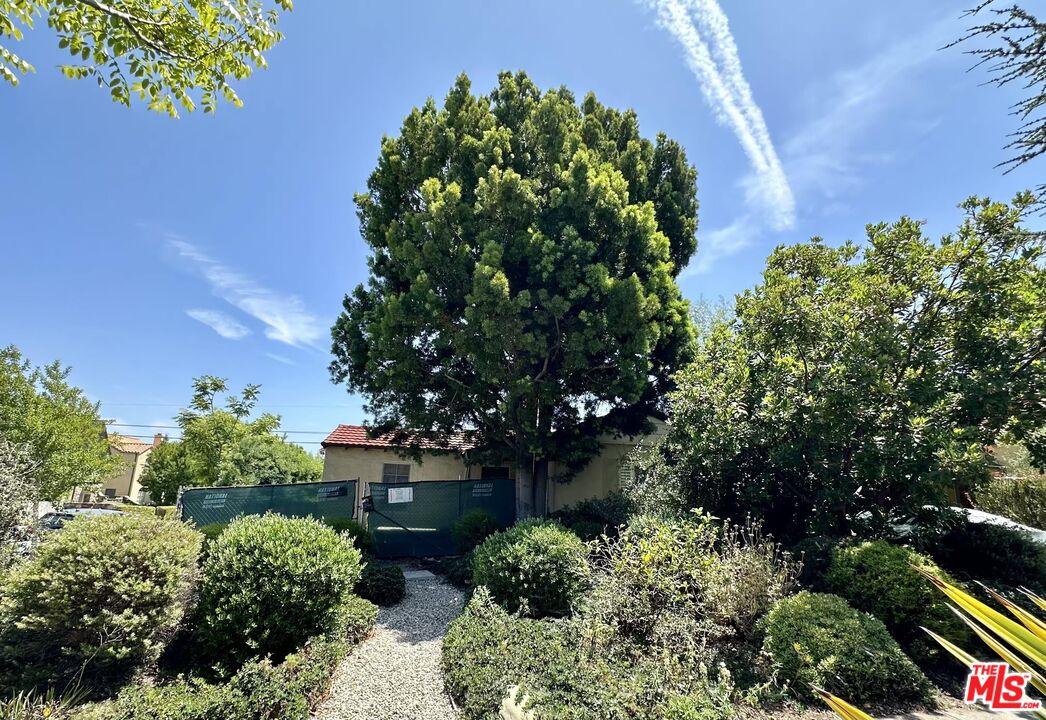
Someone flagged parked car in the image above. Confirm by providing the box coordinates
[39,507,125,531]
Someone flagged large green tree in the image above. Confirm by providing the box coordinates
[1,0,292,116]
[631,195,1046,541]
[331,72,698,515]
[140,375,321,504]
[0,345,118,501]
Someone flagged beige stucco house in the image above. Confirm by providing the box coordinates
[320,422,664,519]
[95,434,164,503]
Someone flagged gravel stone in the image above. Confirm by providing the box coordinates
[314,572,465,720]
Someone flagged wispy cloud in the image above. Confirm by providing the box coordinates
[185,309,251,340]
[265,352,295,365]
[687,216,760,275]
[169,238,324,348]
[644,0,796,230]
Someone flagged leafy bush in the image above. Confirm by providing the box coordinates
[440,551,474,588]
[760,591,931,706]
[825,540,970,668]
[929,521,1046,593]
[587,513,796,667]
[790,535,836,590]
[323,516,375,555]
[0,514,201,693]
[196,513,362,668]
[98,680,241,720]
[472,519,589,618]
[976,474,1046,529]
[334,594,378,644]
[453,508,501,552]
[443,589,735,720]
[197,522,227,545]
[0,687,86,720]
[356,560,406,606]
[551,492,633,541]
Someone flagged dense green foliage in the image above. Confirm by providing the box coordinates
[453,508,501,552]
[195,514,362,668]
[472,519,590,618]
[0,514,202,693]
[551,491,633,540]
[440,550,475,588]
[587,513,796,668]
[442,589,735,720]
[140,377,322,504]
[0,438,36,568]
[330,71,697,512]
[631,197,1046,540]
[825,541,970,668]
[0,345,119,500]
[760,591,931,706]
[928,521,1046,593]
[0,0,292,116]
[355,560,406,606]
[976,445,1046,528]
[323,516,375,555]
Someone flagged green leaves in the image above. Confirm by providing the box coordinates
[1,0,291,115]
[332,71,698,478]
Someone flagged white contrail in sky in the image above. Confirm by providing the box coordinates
[646,0,796,230]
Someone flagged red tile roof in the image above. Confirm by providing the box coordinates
[322,424,473,451]
[110,435,154,454]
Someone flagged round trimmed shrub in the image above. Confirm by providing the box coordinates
[356,560,406,606]
[198,522,228,545]
[472,519,589,618]
[322,517,375,555]
[760,591,931,706]
[0,514,202,693]
[196,514,362,667]
[826,540,970,668]
[931,522,1046,593]
[452,509,500,552]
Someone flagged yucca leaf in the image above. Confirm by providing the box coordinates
[983,585,1046,641]
[812,686,876,720]
[1022,587,1046,614]
[922,624,978,666]
[915,568,1046,670]
[947,605,1046,697]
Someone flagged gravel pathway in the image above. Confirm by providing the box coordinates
[314,570,465,720]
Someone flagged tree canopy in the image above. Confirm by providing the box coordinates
[0,0,292,116]
[951,2,1046,201]
[331,71,698,515]
[0,345,118,501]
[630,195,1046,541]
[140,375,321,504]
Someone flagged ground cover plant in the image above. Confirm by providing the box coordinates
[356,559,406,606]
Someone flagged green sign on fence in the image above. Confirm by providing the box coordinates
[179,479,358,527]
[367,478,515,557]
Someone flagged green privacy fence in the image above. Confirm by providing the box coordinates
[179,479,358,527]
[367,478,516,557]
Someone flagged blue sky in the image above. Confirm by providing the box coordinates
[1,0,1040,449]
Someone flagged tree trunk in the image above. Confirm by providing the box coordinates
[532,457,549,517]
[516,462,534,520]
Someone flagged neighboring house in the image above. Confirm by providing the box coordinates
[320,422,664,519]
[72,433,164,504]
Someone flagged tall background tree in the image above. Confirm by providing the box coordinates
[630,195,1046,541]
[331,71,698,516]
[0,0,292,116]
[140,375,321,504]
[952,2,1046,201]
[0,345,118,501]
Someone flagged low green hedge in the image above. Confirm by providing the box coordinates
[322,517,375,556]
[929,522,1046,594]
[452,509,501,553]
[760,591,932,706]
[472,520,589,618]
[355,561,406,606]
[550,492,633,541]
[825,540,970,669]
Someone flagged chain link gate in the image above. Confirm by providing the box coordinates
[179,479,358,527]
[365,478,515,557]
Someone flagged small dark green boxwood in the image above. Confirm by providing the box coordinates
[322,517,375,555]
[760,591,931,706]
[196,514,362,668]
[825,540,970,668]
[452,508,501,552]
[356,561,406,606]
[472,519,590,618]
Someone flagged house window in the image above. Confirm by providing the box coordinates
[103,488,117,499]
[382,463,411,484]
[617,463,636,487]
[480,466,510,480]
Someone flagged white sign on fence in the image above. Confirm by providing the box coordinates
[387,487,414,504]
